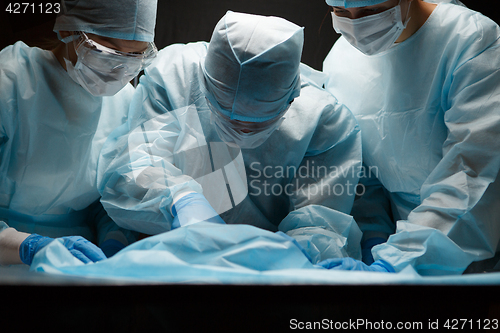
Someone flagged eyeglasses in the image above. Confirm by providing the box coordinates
[74,32,158,75]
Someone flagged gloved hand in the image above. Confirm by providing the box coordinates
[19,234,107,265]
[361,237,387,265]
[316,257,395,273]
[171,192,225,229]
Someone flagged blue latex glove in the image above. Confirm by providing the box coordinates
[19,234,107,265]
[361,237,387,265]
[100,239,126,258]
[171,193,225,229]
[316,257,395,273]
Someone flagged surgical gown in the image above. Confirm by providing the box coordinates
[323,3,500,275]
[0,42,137,247]
[98,42,363,262]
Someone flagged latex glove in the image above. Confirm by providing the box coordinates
[171,192,225,229]
[317,257,395,273]
[361,237,387,265]
[19,234,106,265]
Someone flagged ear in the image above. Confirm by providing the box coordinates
[58,31,71,38]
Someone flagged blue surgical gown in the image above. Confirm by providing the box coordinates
[323,3,500,275]
[98,42,363,262]
[0,42,137,246]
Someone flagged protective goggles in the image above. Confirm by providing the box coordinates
[73,32,158,75]
[206,98,292,134]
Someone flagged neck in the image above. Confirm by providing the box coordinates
[396,0,437,43]
[51,43,69,70]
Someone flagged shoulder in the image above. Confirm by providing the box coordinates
[432,4,500,55]
[0,41,60,87]
[0,42,31,79]
[145,41,209,80]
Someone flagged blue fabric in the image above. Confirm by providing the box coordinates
[201,11,302,122]
[26,222,500,285]
[317,257,395,273]
[20,234,106,265]
[326,0,388,8]
[0,42,136,246]
[97,39,363,267]
[54,0,158,42]
[323,3,500,275]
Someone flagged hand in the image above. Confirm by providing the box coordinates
[19,234,107,265]
[171,192,225,229]
[316,257,395,273]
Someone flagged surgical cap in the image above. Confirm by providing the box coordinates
[326,0,389,8]
[53,0,157,42]
[201,11,303,122]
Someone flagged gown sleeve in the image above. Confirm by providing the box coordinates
[374,38,500,275]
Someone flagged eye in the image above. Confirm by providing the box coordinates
[332,7,346,14]
[363,7,384,14]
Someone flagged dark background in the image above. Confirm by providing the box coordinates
[1,0,498,70]
[1,2,499,328]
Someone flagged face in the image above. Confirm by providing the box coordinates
[58,31,149,65]
[86,33,149,54]
[331,0,400,19]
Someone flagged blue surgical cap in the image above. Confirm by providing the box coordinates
[53,0,157,42]
[326,0,389,8]
[201,11,303,122]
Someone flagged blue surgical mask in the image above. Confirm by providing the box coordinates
[212,112,285,149]
[331,0,411,55]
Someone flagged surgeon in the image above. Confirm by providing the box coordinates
[322,0,500,275]
[0,0,158,266]
[97,11,389,269]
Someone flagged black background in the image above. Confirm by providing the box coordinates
[1,0,498,70]
[1,1,499,329]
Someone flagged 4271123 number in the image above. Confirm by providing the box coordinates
[444,319,499,330]
[5,3,61,14]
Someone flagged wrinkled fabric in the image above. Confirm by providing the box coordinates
[201,11,302,122]
[323,3,500,275]
[54,0,158,42]
[26,221,500,285]
[98,36,362,261]
[0,42,136,246]
[30,220,361,281]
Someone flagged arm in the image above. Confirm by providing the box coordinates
[97,78,207,235]
[281,86,364,262]
[0,222,29,265]
[374,40,500,275]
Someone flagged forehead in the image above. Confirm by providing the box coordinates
[86,33,148,53]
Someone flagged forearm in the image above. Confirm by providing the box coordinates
[0,227,30,265]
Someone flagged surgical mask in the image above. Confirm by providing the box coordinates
[207,98,289,149]
[62,32,157,96]
[331,0,411,56]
